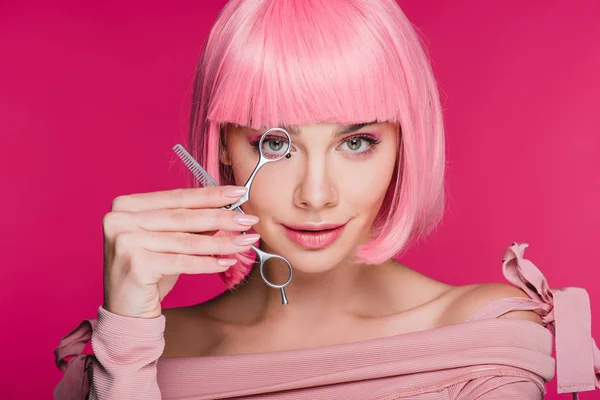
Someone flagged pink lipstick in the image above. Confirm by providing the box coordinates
[282,223,346,249]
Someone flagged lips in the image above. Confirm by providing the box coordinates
[282,223,346,249]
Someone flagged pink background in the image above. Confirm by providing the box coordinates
[1,1,599,398]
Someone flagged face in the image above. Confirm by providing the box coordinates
[222,122,399,274]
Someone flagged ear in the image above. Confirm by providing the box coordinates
[219,147,232,166]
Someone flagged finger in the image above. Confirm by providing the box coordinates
[150,252,238,276]
[132,208,259,233]
[111,186,248,212]
[116,231,260,256]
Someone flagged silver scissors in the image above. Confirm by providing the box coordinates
[173,128,294,305]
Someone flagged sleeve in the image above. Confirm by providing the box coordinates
[501,243,600,396]
[54,306,166,400]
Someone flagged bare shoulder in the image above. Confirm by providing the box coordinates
[439,282,543,327]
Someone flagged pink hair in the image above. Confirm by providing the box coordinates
[186,0,446,288]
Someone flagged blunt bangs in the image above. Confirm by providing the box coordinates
[205,0,414,128]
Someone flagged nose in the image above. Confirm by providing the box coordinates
[293,157,338,210]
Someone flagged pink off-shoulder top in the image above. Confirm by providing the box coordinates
[53,243,600,399]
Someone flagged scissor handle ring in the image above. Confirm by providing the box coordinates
[258,127,292,163]
[259,254,293,289]
[254,249,293,305]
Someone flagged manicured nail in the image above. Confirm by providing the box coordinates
[224,186,248,197]
[217,259,237,267]
[233,234,260,246]
[233,214,259,225]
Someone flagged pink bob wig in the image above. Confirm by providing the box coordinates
[186,0,446,289]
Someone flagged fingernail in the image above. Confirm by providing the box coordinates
[233,234,260,246]
[234,214,259,225]
[224,186,248,197]
[217,259,237,267]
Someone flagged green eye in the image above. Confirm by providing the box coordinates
[347,138,362,151]
[268,139,284,151]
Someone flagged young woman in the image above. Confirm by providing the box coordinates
[54,0,600,398]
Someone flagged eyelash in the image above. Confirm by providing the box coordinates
[248,134,382,158]
[341,134,382,158]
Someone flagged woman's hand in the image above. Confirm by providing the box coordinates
[102,186,259,319]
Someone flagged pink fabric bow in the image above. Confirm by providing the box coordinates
[53,318,97,399]
[503,242,600,394]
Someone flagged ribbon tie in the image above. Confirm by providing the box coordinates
[53,318,97,399]
[503,242,600,394]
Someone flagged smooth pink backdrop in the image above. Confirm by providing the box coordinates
[1,1,599,398]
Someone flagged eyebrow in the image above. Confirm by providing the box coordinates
[273,120,380,137]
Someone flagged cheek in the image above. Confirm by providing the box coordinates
[230,157,291,215]
[227,142,268,212]
[339,170,391,212]
[227,138,257,186]
[335,152,397,211]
